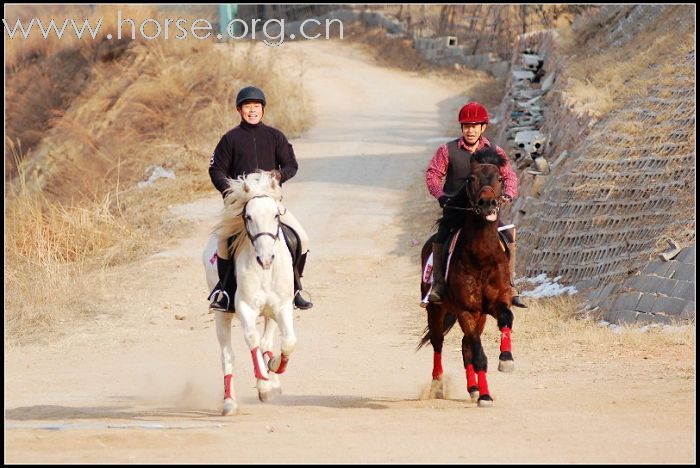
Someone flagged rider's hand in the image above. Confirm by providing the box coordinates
[500,194,512,205]
[270,169,283,182]
[438,195,451,208]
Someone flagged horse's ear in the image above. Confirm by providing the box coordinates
[243,182,250,193]
[270,177,278,190]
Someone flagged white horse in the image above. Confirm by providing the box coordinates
[202,171,296,415]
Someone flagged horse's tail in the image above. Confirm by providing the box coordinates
[416,312,458,351]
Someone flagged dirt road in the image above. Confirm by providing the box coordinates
[4,40,695,464]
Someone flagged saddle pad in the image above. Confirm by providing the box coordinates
[422,229,462,284]
[422,227,510,283]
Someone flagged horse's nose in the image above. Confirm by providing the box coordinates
[256,255,274,270]
[479,198,497,209]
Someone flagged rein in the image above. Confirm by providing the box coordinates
[444,178,504,215]
[242,195,281,244]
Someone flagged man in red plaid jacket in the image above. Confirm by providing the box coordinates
[425,102,526,308]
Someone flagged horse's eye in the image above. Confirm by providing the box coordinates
[245,215,251,221]
[498,177,503,183]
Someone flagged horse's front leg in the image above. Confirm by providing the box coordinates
[236,301,270,388]
[259,316,281,401]
[268,301,296,376]
[215,311,238,416]
[496,304,515,373]
[459,313,493,407]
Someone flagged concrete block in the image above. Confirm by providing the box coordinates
[606,309,639,325]
[656,277,680,297]
[651,296,689,316]
[636,293,657,313]
[680,301,695,320]
[540,72,555,93]
[628,274,668,294]
[513,69,535,81]
[521,53,543,70]
[671,280,695,302]
[671,262,696,282]
[675,244,696,264]
[642,259,674,277]
[658,238,682,261]
[596,283,618,304]
[613,292,643,311]
[577,278,597,293]
[635,312,673,326]
[514,130,546,154]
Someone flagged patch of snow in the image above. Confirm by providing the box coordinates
[519,274,578,298]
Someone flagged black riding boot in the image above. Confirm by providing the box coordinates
[508,242,527,308]
[293,252,313,310]
[428,243,446,304]
[209,256,237,312]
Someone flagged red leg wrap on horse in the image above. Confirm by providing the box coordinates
[224,374,233,399]
[500,327,512,353]
[275,355,289,374]
[263,351,273,366]
[432,352,443,380]
[466,364,477,389]
[477,370,490,396]
[250,347,267,380]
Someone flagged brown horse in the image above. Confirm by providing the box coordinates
[417,147,515,407]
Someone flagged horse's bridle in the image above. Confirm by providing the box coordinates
[445,175,504,215]
[242,195,282,245]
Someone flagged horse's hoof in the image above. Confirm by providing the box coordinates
[222,398,238,416]
[468,386,479,402]
[258,390,270,402]
[271,385,282,396]
[498,359,515,373]
[477,395,493,407]
[430,378,445,399]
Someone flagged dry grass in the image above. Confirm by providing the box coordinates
[435,295,696,368]
[558,5,695,116]
[343,22,431,72]
[5,5,313,344]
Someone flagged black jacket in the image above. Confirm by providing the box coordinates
[208,120,299,196]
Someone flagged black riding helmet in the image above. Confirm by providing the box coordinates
[236,86,266,107]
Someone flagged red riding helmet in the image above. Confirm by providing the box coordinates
[458,102,489,124]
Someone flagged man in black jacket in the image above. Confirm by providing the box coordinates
[208,86,313,311]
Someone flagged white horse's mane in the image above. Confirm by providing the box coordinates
[213,171,283,256]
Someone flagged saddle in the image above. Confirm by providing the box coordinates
[207,223,304,312]
[422,228,510,284]
[281,223,302,269]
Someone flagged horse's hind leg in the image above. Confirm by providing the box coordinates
[427,304,447,399]
[215,311,238,415]
[427,304,446,379]
[496,304,515,373]
[462,349,479,402]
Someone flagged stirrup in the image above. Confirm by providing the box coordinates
[512,295,528,308]
[293,290,313,310]
[428,282,444,304]
[209,290,230,312]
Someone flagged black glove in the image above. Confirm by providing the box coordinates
[438,195,451,208]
